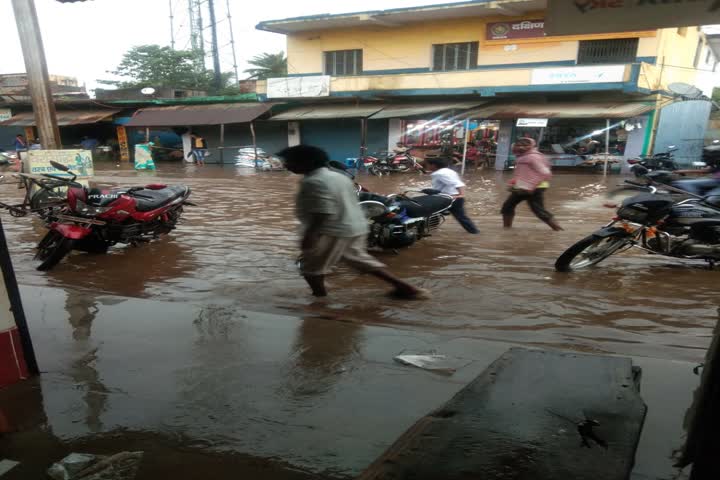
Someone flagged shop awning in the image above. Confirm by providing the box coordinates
[370,101,485,119]
[124,103,272,126]
[0,109,120,127]
[270,104,384,121]
[459,101,657,119]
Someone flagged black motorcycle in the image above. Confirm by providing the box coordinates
[627,146,680,177]
[555,180,720,272]
[358,190,453,249]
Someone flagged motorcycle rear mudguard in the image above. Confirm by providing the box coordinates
[50,223,92,240]
[592,226,631,239]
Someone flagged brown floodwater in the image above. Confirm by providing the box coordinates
[0,162,716,363]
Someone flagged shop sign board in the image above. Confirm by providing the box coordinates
[517,118,549,127]
[116,126,130,162]
[25,149,93,192]
[0,108,11,122]
[486,19,545,40]
[531,65,625,85]
[267,76,331,98]
[26,149,93,177]
[545,0,720,35]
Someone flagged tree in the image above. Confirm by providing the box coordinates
[244,52,287,80]
[98,45,234,93]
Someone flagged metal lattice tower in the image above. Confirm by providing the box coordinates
[187,0,206,71]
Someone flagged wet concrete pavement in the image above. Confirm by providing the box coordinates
[0,286,702,479]
[0,163,716,477]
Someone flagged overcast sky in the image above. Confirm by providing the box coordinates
[1,0,433,92]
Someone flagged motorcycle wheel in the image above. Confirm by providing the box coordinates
[369,166,382,177]
[555,234,631,272]
[30,189,66,211]
[35,230,75,271]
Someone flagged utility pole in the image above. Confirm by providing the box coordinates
[226,0,240,88]
[207,0,223,91]
[11,0,61,149]
[169,0,175,50]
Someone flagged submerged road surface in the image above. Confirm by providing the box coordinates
[0,162,714,478]
[2,162,714,362]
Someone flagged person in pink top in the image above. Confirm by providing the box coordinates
[501,137,563,231]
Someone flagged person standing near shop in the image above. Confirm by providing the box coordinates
[501,137,563,231]
[190,133,207,166]
[424,157,479,234]
[13,134,27,154]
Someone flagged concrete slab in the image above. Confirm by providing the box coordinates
[0,286,701,479]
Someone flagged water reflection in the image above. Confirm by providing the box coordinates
[285,315,363,397]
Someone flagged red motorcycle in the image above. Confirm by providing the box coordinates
[35,161,192,271]
[364,148,425,176]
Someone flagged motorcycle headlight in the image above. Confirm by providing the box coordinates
[75,199,112,216]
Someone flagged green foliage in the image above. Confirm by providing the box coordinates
[244,52,287,80]
[98,45,235,93]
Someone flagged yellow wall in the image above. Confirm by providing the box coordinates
[255,65,634,95]
[285,12,660,75]
[636,27,701,91]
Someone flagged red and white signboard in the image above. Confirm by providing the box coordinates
[486,19,545,40]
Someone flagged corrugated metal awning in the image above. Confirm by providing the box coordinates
[370,101,485,119]
[125,103,272,126]
[0,109,120,127]
[459,101,656,119]
[270,104,384,121]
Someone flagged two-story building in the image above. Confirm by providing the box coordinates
[256,0,715,168]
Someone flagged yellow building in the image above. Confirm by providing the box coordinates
[257,0,715,168]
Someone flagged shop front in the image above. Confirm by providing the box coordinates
[456,100,658,171]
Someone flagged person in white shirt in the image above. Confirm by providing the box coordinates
[278,145,428,299]
[425,157,479,234]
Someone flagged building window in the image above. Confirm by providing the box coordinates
[432,42,479,71]
[577,38,639,65]
[323,49,362,76]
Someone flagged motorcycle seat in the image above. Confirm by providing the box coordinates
[396,195,453,217]
[131,185,189,212]
[358,192,390,204]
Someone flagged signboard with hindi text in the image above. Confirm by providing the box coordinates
[486,19,545,40]
[26,149,93,177]
[546,0,720,35]
[531,65,626,85]
[267,76,331,99]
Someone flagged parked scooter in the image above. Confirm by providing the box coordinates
[358,190,453,249]
[34,161,192,271]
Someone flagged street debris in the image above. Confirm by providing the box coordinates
[47,451,143,480]
[393,352,464,375]
[0,460,19,477]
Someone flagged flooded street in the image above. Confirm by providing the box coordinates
[1,162,715,362]
[0,163,716,479]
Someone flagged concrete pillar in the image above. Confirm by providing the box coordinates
[622,115,649,174]
[388,118,403,151]
[495,119,514,171]
[288,121,300,147]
